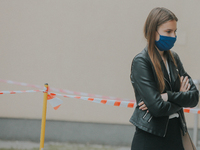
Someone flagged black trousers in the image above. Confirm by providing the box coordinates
[131,118,184,150]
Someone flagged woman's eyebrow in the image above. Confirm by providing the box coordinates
[164,28,177,31]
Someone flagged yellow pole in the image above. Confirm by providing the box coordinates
[40,83,48,150]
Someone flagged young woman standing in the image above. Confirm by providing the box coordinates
[130,7,199,150]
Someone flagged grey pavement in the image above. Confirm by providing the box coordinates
[0,140,130,150]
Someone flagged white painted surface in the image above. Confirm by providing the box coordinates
[0,1,199,127]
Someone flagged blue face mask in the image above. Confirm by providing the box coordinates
[155,33,177,51]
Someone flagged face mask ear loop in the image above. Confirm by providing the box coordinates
[157,31,160,36]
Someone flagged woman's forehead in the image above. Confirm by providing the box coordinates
[158,20,177,30]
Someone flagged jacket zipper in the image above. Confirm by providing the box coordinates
[142,111,148,118]
[148,116,153,122]
[142,111,153,123]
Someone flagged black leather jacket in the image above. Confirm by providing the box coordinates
[129,46,199,137]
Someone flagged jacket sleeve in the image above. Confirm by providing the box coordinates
[166,52,199,107]
[131,55,182,117]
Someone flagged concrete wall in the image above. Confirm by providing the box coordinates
[0,118,134,146]
[0,118,198,146]
[0,0,200,128]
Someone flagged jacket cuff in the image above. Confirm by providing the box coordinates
[166,91,173,101]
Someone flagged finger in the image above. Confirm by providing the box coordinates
[183,78,189,88]
[186,79,190,87]
[180,76,183,82]
[182,76,188,84]
[186,78,189,84]
[142,107,148,110]
[181,76,184,83]
[180,77,184,88]
[182,76,188,87]
[138,101,144,106]
[139,104,146,109]
[186,83,191,91]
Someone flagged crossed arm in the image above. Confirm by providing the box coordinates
[139,76,191,111]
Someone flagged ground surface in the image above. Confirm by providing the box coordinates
[0,141,130,150]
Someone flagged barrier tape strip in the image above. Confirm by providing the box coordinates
[183,108,200,114]
[43,87,48,93]
[0,88,199,114]
[48,92,200,114]
[49,93,132,108]
[0,88,63,110]
[0,79,135,101]
[1,79,200,114]
[1,79,199,102]
[49,92,135,108]
[0,89,43,94]
[47,93,63,110]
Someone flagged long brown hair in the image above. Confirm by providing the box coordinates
[144,7,179,93]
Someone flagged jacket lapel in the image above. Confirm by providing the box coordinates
[167,53,179,88]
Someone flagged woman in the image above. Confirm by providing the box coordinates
[130,7,199,150]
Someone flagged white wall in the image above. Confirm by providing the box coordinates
[0,0,199,128]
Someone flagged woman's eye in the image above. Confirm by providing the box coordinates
[167,31,171,33]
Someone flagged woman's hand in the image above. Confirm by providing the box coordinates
[139,101,148,110]
[180,76,190,92]
[161,93,168,101]
[139,101,148,111]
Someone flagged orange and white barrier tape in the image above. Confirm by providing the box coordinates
[0,89,43,94]
[0,79,135,101]
[0,79,43,88]
[0,88,63,110]
[1,79,200,114]
[183,108,200,114]
[48,92,200,114]
[47,93,63,110]
[49,92,136,108]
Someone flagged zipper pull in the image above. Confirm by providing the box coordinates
[143,111,148,118]
[148,116,153,122]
